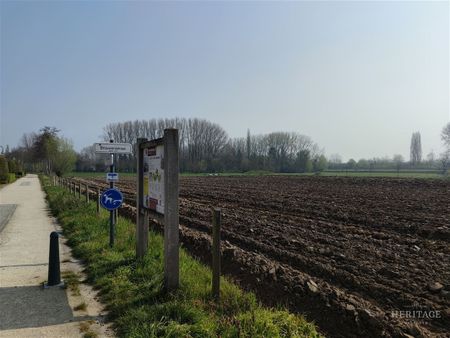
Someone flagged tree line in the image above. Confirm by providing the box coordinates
[3,119,450,176]
[327,129,450,173]
[77,118,326,173]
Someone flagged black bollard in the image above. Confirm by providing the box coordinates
[47,231,61,286]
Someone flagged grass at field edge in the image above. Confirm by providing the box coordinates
[68,170,447,180]
[41,176,321,338]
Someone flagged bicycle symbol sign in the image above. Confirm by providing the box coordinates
[100,188,123,211]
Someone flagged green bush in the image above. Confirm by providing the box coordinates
[0,156,9,183]
[7,173,16,183]
[7,159,17,173]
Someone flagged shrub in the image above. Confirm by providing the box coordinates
[7,173,16,183]
[7,159,17,173]
[0,156,9,184]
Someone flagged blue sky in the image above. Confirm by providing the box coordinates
[1,1,448,160]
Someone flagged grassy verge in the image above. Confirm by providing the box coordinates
[69,170,447,180]
[319,171,444,179]
[66,171,137,178]
[41,176,321,338]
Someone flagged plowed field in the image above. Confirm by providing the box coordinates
[74,175,450,337]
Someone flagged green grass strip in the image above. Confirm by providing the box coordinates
[41,177,321,338]
[68,170,448,179]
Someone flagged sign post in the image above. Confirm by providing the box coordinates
[137,129,179,290]
[163,129,179,291]
[109,140,115,247]
[136,138,149,259]
[212,208,221,300]
[95,140,132,248]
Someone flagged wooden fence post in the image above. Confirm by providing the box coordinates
[164,129,179,291]
[85,184,89,203]
[78,182,81,199]
[212,208,221,300]
[96,188,100,216]
[136,138,149,259]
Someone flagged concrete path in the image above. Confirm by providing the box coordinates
[0,175,113,337]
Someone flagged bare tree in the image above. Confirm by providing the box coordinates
[102,118,229,172]
[410,131,422,165]
[392,154,404,173]
[98,118,323,173]
[438,151,450,175]
[246,129,251,160]
[442,122,450,150]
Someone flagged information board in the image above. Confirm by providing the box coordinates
[143,144,165,214]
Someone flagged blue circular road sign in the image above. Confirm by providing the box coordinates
[100,188,123,211]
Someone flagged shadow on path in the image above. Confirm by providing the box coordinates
[0,285,79,330]
[0,204,17,233]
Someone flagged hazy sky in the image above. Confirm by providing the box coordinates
[1,1,449,161]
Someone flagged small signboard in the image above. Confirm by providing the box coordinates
[143,145,165,214]
[100,188,123,211]
[106,172,119,182]
[94,143,132,154]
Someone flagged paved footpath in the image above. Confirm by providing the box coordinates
[0,175,113,337]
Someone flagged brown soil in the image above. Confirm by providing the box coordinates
[75,175,450,338]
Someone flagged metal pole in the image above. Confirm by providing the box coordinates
[164,129,179,291]
[109,139,115,248]
[136,138,148,259]
[47,232,61,286]
[212,208,221,300]
[96,188,100,216]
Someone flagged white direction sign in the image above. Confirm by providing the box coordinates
[106,172,119,182]
[94,143,132,154]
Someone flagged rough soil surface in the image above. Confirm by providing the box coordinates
[75,175,450,338]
